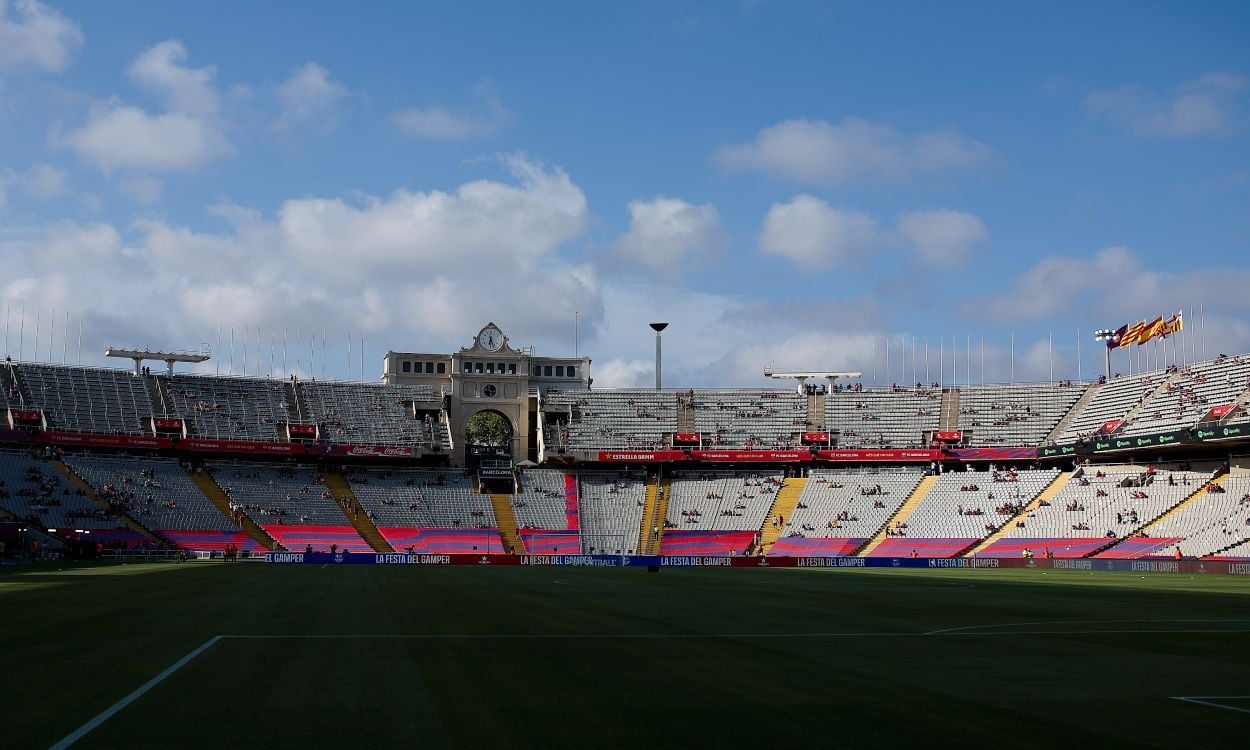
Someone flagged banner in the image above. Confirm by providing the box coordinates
[1038,444,1078,458]
[0,428,32,442]
[689,450,812,462]
[318,444,415,459]
[1200,404,1236,422]
[288,424,318,438]
[1099,419,1122,435]
[1090,430,1189,452]
[945,447,1039,461]
[153,418,184,432]
[817,449,943,462]
[672,432,700,444]
[596,450,689,462]
[933,431,963,442]
[1195,423,1250,442]
[182,438,306,455]
[35,431,173,450]
[9,408,43,425]
[801,432,831,443]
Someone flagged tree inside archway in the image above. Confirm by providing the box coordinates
[465,411,511,447]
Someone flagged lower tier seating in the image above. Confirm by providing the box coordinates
[975,537,1115,558]
[262,524,367,553]
[378,527,503,554]
[867,537,978,558]
[158,530,266,553]
[768,537,864,556]
[659,529,755,556]
[519,529,581,554]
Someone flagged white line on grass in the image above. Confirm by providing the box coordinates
[49,636,222,750]
[925,619,1250,635]
[1170,696,1250,715]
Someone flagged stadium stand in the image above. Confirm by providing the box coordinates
[1055,373,1159,444]
[577,470,646,554]
[300,381,437,446]
[212,462,365,551]
[0,449,127,532]
[660,470,783,555]
[1119,472,1250,559]
[62,454,263,552]
[956,383,1087,446]
[343,468,502,553]
[544,390,677,450]
[14,363,153,435]
[868,468,1059,558]
[690,390,805,448]
[980,463,1216,558]
[825,386,940,448]
[513,468,580,553]
[771,468,925,556]
[1117,356,1250,437]
[167,375,290,441]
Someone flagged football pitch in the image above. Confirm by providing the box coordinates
[3,563,1249,749]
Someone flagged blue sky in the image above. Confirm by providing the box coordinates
[1,0,1248,386]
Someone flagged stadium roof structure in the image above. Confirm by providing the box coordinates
[104,346,210,376]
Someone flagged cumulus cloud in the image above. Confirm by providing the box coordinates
[23,162,65,198]
[608,197,725,276]
[896,209,987,266]
[391,80,513,140]
[758,195,881,267]
[1086,71,1250,137]
[53,41,231,173]
[0,0,83,73]
[120,174,162,204]
[273,62,349,133]
[715,117,991,186]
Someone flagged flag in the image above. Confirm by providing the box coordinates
[1107,324,1127,349]
[1160,312,1180,338]
[1170,311,1184,334]
[1137,316,1164,345]
[1119,320,1146,348]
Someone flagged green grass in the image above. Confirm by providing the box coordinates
[3,562,1249,749]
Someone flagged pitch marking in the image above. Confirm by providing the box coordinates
[925,619,1250,635]
[49,636,222,750]
[1170,696,1250,716]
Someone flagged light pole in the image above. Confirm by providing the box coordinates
[650,323,668,391]
[1094,329,1116,380]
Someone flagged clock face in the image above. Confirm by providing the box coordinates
[483,384,498,398]
[479,326,503,352]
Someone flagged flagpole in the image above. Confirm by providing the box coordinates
[62,309,68,364]
[872,338,877,386]
[229,328,235,375]
[77,312,83,365]
[33,308,40,362]
[885,338,890,386]
[925,338,930,384]
[939,338,943,388]
[912,336,917,386]
[1200,304,1206,361]
[243,324,250,377]
[1009,333,1014,385]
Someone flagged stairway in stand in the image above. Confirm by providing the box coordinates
[50,459,162,543]
[185,466,275,550]
[638,474,670,554]
[964,471,1073,557]
[489,493,524,554]
[855,473,940,556]
[759,477,806,555]
[325,472,393,553]
[939,389,961,431]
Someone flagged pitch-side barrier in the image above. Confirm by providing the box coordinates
[263,552,1250,575]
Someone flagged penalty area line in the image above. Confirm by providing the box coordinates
[1170,696,1250,715]
[49,636,223,750]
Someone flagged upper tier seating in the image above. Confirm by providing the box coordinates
[544,390,676,450]
[1119,356,1250,437]
[14,363,152,435]
[690,390,805,448]
[825,386,940,448]
[1056,372,1159,443]
[577,470,646,554]
[167,375,289,441]
[0,450,123,530]
[344,468,494,528]
[956,383,1088,446]
[665,470,783,532]
[781,468,926,542]
[514,469,570,530]
[300,381,436,446]
[64,454,235,531]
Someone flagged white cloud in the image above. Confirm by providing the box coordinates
[715,117,991,186]
[758,194,880,267]
[897,209,988,266]
[273,62,349,133]
[54,41,231,173]
[609,197,725,276]
[128,40,218,116]
[120,174,162,204]
[23,162,65,198]
[1086,72,1250,137]
[391,80,513,140]
[54,104,230,172]
[0,178,6,209]
[0,0,83,73]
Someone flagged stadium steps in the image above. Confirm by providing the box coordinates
[807,392,825,431]
[1097,471,1230,558]
[286,382,308,423]
[1117,370,1186,434]
[964,470,1073,557]
[676,392,696,434]
[48,459,162,543]
[325,472,393,553]
[2,361,27,408]
[759,477,806,555]
[1046,384,1099,444]
[145,374,174,419]
[489,493,524,555]
[939,389,960,431]
[855,473,940,556]
[186,467,276,551]
[639,474,670,554]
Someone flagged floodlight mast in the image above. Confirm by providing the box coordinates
[649,323,668,391]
